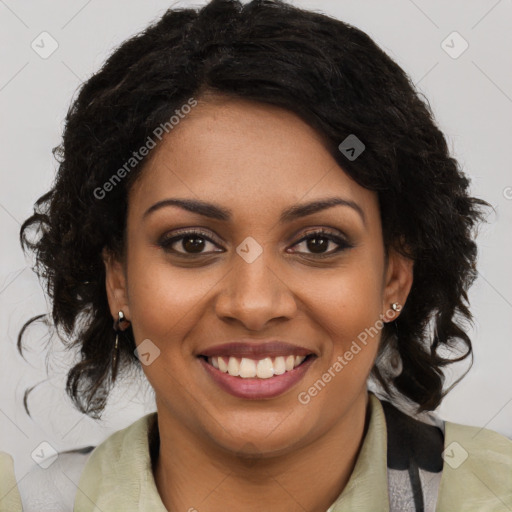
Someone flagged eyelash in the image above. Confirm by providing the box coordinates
[157,228,353,259]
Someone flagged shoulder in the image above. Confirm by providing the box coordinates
[74,412,160,510]
[17,414,157,512]
[437,421,512,511]
[80,412,157,475]
[444,419,512,468]
[0,451,23,512]
[376,394,512,510]
[443,420,512,473]
[17,446,95,512]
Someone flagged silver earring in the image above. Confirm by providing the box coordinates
[113,310,129,331]
[391,302,401,312]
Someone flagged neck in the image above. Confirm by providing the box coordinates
[154,391,370,512]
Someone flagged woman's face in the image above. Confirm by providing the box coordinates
[105,96,413,457]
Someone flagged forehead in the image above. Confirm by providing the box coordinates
[128,97,378,225]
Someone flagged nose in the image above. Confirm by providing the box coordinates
[214,249,298,331]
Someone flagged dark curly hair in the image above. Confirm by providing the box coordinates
[18,0,491,419]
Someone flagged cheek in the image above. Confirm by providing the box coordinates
[124,254,204,393]
[125,242,215,341]
[296,265,383,419]
[300,256,384,350]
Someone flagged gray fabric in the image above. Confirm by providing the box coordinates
[388,468,417,511]
[388,467,442,512]
[420,468,443,512]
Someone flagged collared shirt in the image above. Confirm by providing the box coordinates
[71,392,512,511]
[6,392,512,511]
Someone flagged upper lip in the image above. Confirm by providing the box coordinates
[198,340,316,359]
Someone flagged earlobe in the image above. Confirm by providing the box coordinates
[382,247,414,321]
[102,247,130,320]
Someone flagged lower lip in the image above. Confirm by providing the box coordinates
[198,356,316,399]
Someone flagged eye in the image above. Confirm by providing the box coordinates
[158,228,353,258]
[158,229,223,256]
[289,229,353,258]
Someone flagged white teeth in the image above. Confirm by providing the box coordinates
[273,356,286,375]
[256,357,274,379]
[239,358,257,378]
[207,354,308,378]
[227,356,240,376]
[218,357,228,373]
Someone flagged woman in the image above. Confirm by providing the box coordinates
[11,0,511,510]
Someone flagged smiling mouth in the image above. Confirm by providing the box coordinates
[198,354,315,379]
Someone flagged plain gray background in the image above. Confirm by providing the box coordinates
[1,0,511,482]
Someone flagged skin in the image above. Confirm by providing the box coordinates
[104,95,414,512]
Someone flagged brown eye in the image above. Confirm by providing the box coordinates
[290,230,353,257]
[158,230,223,256]
[303,236,330,254]
[180,235,206,254]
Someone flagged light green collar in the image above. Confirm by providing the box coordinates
[74,411,167,511]
[75,393,388,511]
[327,393,389,511]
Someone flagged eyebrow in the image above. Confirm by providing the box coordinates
[143,196,366,226]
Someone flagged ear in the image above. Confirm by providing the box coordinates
[102,247,130,322]
[381,246,414,322]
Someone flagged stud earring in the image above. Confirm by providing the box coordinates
[391,302,401,312]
